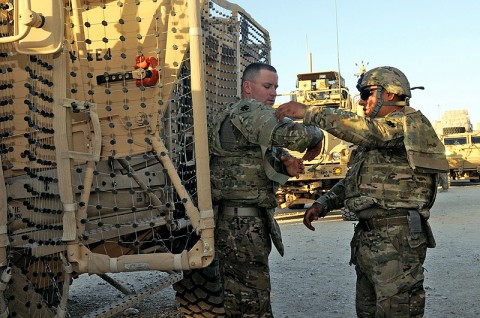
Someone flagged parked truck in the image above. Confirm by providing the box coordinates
[435,110,480,182]
[0,0,270,316]
[275,71,356,209]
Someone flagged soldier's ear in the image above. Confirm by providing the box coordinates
[243,80,252,94]
[384,91,396,101]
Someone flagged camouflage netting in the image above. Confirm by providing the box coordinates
[0,0,270,316]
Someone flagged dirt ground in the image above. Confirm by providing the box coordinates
[68,181,480,318]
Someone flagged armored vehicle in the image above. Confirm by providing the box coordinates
[0,0,270,316]
[443,132,480,182]
[275,71,355,208]
[435,110,480,182]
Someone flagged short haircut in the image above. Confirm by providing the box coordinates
[241,62,277,86]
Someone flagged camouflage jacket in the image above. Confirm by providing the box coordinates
[210,99,323,254]
[308,106,448,219]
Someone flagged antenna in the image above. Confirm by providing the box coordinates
[334,0,341,79]
[334,0,342,104]
[306,34,312,72]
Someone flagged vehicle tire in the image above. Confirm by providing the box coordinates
[173,259,225,317]
[342,208,358,221]
[443,127,466,135]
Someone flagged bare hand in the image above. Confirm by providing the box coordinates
[281,156,305,179]
[303,204,326,231]
[302,141,323,161]
[275,101,307,121]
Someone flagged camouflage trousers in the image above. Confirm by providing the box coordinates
[438,172,449,191]
[350,222,428,318]
[216,210,273,318]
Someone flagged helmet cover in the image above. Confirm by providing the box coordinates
[357,66,411,98]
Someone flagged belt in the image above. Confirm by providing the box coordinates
[357,207,410,219]
[359,215,409,231]
[223,206,260,217]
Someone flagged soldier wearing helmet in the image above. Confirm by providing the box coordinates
[275,66,448,317]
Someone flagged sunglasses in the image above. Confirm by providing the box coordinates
[359,87,382,100]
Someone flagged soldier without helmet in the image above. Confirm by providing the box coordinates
[210,62,324,317]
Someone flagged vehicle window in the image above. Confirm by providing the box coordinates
[444,137,467,145]
[471,136,480,144]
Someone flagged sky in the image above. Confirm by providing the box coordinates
[239,0,480,129]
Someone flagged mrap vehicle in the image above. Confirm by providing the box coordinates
[443,131,480,182]
[435,110,480,182]
[275,70,355,209]
[0,0,270,316]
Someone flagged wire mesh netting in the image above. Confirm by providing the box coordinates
[0,0,270,316]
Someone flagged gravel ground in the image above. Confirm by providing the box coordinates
[68,181,480,317]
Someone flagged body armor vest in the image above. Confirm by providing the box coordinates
[344,147,434,213]
[209,100,282,209]
[343,109,443,218]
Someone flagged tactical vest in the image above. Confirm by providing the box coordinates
[344,147,434,212]
[209,100,285,209]
[344,109,445,218]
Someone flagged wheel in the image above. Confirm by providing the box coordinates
[173,259,225,317]
[342,208,358,221]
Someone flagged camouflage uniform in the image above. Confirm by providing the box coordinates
[306,105,448,317]
[210,99,323,317]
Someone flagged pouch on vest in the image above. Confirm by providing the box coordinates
[423,219,436,248]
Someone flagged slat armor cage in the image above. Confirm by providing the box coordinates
[0,0,270,316]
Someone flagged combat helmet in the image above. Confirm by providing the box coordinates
[356,66,415,118]
[357,66,411,98]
